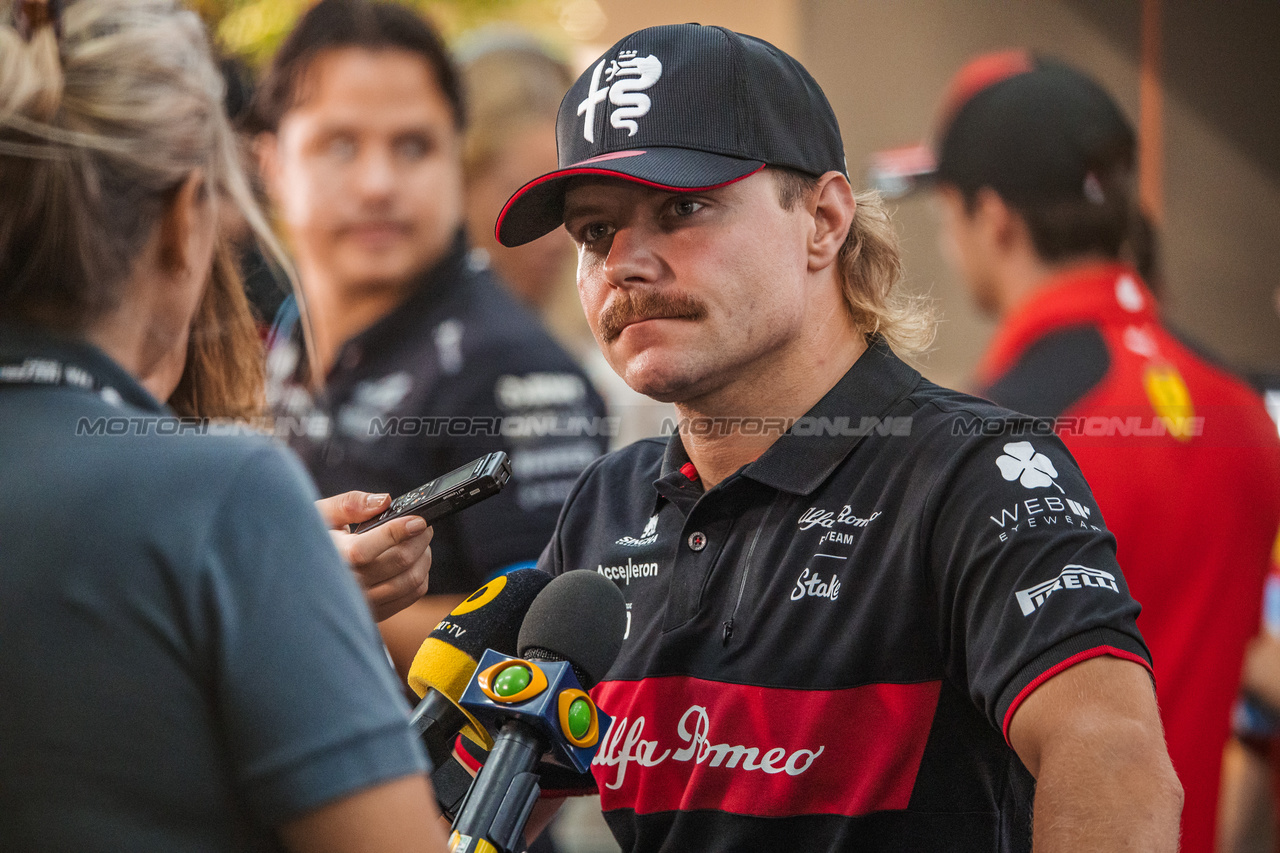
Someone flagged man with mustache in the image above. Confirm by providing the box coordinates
[255,0,606,671]
[485,23,1182,853]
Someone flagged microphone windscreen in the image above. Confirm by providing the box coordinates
[517,570,627,688]
[408,568,552,701]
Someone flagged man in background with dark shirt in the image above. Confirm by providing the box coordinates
[254,0,607,673]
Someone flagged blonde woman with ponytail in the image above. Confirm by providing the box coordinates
[0,2,446,849]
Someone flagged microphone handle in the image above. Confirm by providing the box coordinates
[450,720,545,853]
[411,689,469,768]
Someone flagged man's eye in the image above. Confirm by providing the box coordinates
[671,198,704,216]
[580,222,615,244]
[326,137,357,161]
[395,136,432,160]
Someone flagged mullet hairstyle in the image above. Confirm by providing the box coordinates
[772,168,935,355]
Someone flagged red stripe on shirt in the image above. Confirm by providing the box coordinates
[590,676,941,818]
[1001,645,1154,744]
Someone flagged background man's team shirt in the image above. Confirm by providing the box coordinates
[976,262,1280,853]
[268,233,609,593]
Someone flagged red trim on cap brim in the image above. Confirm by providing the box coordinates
[867,142,939,198]
[938,49,1037,131]
[495,162,766,246]
[869,49,1037,198]
[1001,645,1153,745]
[575,150,649,164]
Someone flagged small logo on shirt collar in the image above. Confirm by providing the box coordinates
[616,514,659,547]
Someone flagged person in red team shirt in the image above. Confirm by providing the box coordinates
[874,50,1280,853]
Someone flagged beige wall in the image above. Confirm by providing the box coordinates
[569,2,1280,387]
[592,0,801,60]
[800,0,1280,387]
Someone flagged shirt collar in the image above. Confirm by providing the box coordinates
[274,229,474,384]
[976,262,1157,386]
[654,336,921,500]
[334,229,473,368]
[0,321,166,412]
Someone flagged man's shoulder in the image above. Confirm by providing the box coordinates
[981,324,1111,419]
[1165,325,1277,408]
[37,388,289,477]
[875,379,1083,491]
[905,377,1043,434]
[444,270,601,395]
[137,433,315,528]
[459,272,582,361]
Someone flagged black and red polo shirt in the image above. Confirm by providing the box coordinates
[538,337,1151,851]
[975,262,1280,853]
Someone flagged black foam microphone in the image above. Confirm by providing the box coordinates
[406,568,552,767]
[449,571,627,853]
[516,569,627,689]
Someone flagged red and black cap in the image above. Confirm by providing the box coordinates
[869,50,1135,206]
[495,23,847,247]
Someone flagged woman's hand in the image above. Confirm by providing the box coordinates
[316,492,433,622]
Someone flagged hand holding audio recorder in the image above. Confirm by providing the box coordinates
[353,451,512,535]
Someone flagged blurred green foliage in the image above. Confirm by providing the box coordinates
[193,0,565,66]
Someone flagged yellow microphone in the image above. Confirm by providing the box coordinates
[407,569,552,763]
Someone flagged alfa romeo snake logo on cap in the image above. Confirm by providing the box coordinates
[577,51,664,143]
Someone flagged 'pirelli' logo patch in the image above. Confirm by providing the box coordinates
[1015,564,1119,616]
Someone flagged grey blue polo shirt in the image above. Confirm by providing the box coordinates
[0,323,427,852]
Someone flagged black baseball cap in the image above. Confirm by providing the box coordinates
[868,50,1135,205]
[495,23,847,247]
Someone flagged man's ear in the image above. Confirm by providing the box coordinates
[255,132,281,204]
[974,187,1026,257]
[157,170,209,275]
[808,171,856,272]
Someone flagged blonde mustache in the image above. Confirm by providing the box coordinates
[599,290,708,343]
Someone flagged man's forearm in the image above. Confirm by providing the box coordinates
[1243,634,1280,710]
[379,594,467,681]
[1030,717,1182,851]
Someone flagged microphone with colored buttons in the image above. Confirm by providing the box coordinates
[447,570,626,853]
[406,569,553,768]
